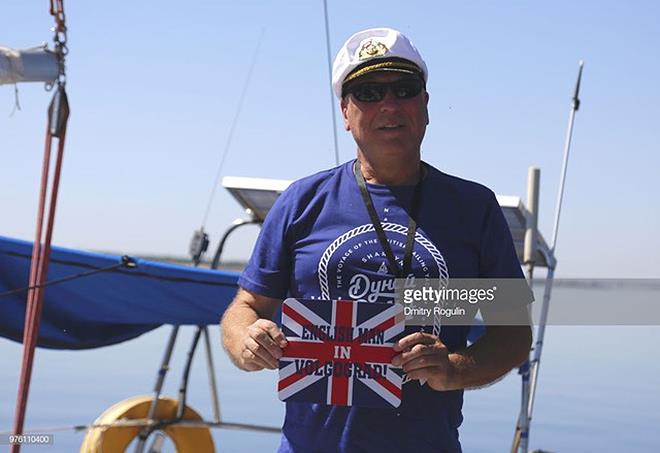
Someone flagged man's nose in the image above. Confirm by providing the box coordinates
[379,89,401,111]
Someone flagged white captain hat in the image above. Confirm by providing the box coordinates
[331,27,428,98]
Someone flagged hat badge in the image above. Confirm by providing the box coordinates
[357,39,389,61]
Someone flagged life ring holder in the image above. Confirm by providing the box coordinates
[79,395,215,453]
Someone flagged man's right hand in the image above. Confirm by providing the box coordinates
[240,318,288,371]
[220,288,287,372]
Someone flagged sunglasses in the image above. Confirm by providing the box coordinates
[344,78,424,103]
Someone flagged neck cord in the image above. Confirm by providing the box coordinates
[353,160,424,278]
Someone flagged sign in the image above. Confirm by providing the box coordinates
[278,298,404,408]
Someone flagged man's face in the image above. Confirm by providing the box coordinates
[340,72,429,157]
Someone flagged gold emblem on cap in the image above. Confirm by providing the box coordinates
[358,39,389,60]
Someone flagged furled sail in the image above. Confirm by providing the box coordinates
[0,236,240,349]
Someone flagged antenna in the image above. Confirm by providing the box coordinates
[550,60,584,252]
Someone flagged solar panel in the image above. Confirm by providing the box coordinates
[223,176,551,267]
[222,176,291,222]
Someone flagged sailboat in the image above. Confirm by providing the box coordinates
[1,2,583,452]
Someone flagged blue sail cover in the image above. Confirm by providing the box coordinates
[0,236,240,350]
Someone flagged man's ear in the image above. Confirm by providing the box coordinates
[424,91,430,125]
[341,97,351,131]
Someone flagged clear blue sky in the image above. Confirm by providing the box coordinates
[1,1,658,278]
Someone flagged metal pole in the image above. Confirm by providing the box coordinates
[523,62,584,450]
[146,432,166,453]
[210,218,259,270]
[526,264,556,420]
[175,328,203,420]
[513,253,557,453]
[133,325,180,453]
[524,168,540,266]
[323,0,340,166]
[202,326,222,422]
[512,167,540,453]
[512,361,531,453]
[150,326,180,408]
[550,61,583,253]
[512,61,583,452]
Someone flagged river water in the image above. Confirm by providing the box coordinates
[1,285,659,452]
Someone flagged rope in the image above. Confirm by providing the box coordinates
[0,257,136,299]
[11,3,70,449]
[1,249,239,287]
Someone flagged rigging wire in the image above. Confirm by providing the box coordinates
[199,28,265,230]
[323,0,340,166]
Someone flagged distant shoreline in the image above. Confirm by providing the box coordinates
[93,251,247,272]
[94,251,660,289]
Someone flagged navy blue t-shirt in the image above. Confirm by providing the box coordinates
[239,160,526,453]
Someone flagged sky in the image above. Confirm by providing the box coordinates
[1,0,659,278]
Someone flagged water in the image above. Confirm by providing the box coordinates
[1,287,659,452]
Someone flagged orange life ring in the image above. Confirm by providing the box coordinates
[79,395,215,453]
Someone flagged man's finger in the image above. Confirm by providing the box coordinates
[255,319,289,348]
[265,322,289,348]
[392,343,438,366]
[402,355,447,374]
[241,346,274,370]
[249,325,284,361]
[394,331,438,352]
[406,366,445,383]
[245,337,279,369]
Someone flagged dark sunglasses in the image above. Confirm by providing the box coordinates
[344,78,424,103]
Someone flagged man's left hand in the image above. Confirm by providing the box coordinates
[392,331,457,391]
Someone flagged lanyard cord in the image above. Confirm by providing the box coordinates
[354,160,424,278]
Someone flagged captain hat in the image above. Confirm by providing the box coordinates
[331,27,428,98]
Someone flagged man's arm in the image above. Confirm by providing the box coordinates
[393,307,532,391]
[220,288,288,372]
[446,324,531,389]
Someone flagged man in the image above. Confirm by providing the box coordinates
[221,27,532,452]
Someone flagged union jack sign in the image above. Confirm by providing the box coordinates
[278,298,405,408]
